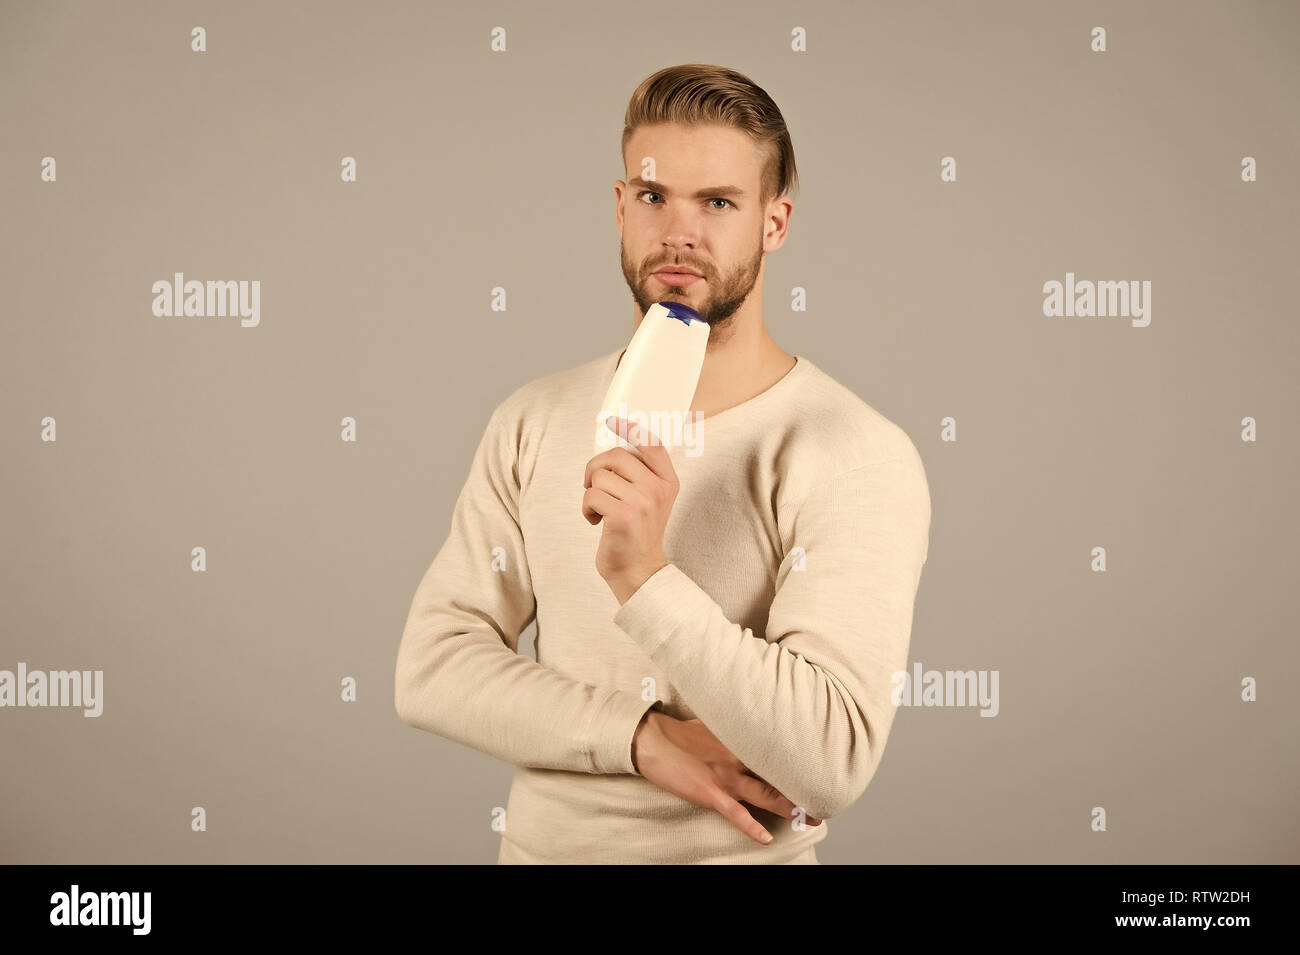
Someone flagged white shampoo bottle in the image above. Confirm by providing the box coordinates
[595,301,709,457]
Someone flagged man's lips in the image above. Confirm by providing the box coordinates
[653,268,703,287]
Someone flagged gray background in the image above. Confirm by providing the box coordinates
[1,0,1296,863]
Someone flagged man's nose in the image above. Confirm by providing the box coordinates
[659,205,702,248]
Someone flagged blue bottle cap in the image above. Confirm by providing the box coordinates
[657,302,704,327]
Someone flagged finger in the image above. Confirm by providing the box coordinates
[707,786,774,846]
[584,446,654,491]
[736,769,822,827]
[590,470,652,519]
[606,416,677,483]
[580,487,620,525]
[729,772,799,821]
[587,460,643,501]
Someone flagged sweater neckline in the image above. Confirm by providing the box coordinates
[601,347,810,434]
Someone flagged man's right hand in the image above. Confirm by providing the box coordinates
[630,710,822,845]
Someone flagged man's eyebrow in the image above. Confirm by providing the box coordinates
[627,177,746,198]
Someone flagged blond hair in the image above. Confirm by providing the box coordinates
[621,64,798,207]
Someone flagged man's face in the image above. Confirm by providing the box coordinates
[616,123,772,329]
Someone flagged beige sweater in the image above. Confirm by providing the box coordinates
[395,347,931,864]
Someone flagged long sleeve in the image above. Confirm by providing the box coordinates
[394,397,659,775]
[611,449,932,820]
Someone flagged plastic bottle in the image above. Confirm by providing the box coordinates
[595,301,709,457]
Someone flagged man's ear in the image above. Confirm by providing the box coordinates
[613,180,626,236]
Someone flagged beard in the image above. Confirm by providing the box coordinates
[620,235,763,331]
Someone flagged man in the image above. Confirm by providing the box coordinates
[395,64,932,864]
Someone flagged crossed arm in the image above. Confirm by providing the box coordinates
[395,399,931,821]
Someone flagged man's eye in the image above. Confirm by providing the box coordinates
[636,190,733,211]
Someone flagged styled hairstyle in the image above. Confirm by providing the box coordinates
[621,64,799,207]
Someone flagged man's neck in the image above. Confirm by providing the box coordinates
[689,334,796,420]
[618,303,796,420]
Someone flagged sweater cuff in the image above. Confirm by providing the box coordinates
[612,563,715,659]
[586,688,661,775]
